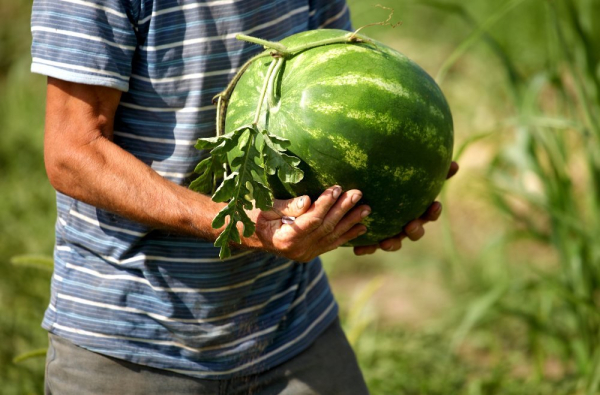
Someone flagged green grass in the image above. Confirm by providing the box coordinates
[0,2,54,391]
[355,327,580,395]
[445,0,600,392]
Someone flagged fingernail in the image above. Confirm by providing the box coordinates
[297,196,305,209]
[351,193,362,204]
[282,216,296,225]
[405,224,419,234]
[358,228,367,236]
[332,187,341,199]
[361,209,371,218]
[382,243,393,251]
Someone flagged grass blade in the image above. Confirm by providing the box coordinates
[431,0,528,84]
[12,348,47,363]
[10,255,54,272]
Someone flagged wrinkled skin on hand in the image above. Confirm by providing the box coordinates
[247,161,459,261]
[247,186,370,262]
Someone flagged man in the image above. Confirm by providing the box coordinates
[32,0,457,393]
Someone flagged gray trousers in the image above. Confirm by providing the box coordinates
[44,318,369,395]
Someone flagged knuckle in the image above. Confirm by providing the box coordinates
[286,199,298,213]
[315,196,335,211]
[306,216,323,230]
[321,222,336,235]
[333,238,347,250]
[322,236,338,250]
[255,220,269,235]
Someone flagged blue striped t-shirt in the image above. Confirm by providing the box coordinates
[31,0,351,379]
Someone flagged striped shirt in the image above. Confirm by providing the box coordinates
[31,0,351,378]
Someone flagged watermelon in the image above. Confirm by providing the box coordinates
[221,29,453,246]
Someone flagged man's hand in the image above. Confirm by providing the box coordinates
[245,187,370,262]
[354,161,460,256]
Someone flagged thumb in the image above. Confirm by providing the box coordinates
[263,195,311,220]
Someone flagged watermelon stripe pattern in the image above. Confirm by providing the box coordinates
[225,30,454,244]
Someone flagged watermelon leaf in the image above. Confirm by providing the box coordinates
[266,133,291,150]
[212,171,238,202]
[190,132,238,194]
[189,157,212,193]
[191,124,303,258]
[261,130,304,184]
[248,180,273,211]
[194,132,231,150]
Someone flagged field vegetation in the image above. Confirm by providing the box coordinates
[1,0,599,393]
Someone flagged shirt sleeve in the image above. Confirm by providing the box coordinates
[31,0,140,92]
[308,0,352,31]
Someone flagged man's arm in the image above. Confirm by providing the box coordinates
[44,77,226,241]
[44,78,369,261]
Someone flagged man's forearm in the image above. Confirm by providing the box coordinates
[44,78,226,243]
[48,135,225,241]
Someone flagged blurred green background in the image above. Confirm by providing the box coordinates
[2,0,600,393]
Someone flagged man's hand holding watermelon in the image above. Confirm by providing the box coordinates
[241,161,459,262]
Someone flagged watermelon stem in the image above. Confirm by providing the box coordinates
[236,33,369,58]
[284,34,369,55]
[267,57,285,109]
[213,51,273,137]
[253,57,280,126]
[236,34,288,53]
